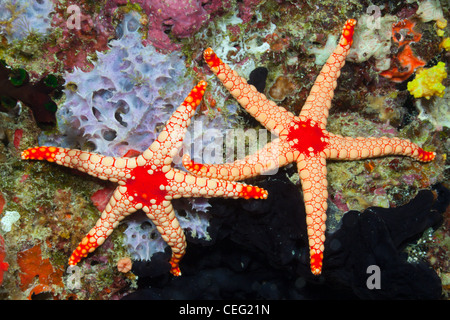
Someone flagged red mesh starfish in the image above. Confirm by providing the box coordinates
[183,20,436,275]
[21,81,268,276]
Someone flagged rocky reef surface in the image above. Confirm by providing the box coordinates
[0,0,448,300]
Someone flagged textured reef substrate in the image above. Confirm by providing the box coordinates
[0,0,449,300]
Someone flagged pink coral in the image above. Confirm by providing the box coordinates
[134,0,227,51]
[40,0,261,67]
[45,1,117,72]
[237,0,264,23]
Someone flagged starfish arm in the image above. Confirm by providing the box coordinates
[182,139,294,181]
[142,200,186,276]
[68,186,138,265]
[136,81,207,166]
[21,146,133,183]
[165,169,268,200]
[297,155,329,275]
[204,48,295,135]
[325,133,436,162]
[299,19,356,128]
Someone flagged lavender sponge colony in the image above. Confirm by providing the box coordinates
[50,13,194,157]
[0,0,54,41]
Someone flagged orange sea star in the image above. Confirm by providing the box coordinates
[183,20,436,275]
[21,81,268,276]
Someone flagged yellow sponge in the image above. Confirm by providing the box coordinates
[440,37,450,51]
[407,62,447,99]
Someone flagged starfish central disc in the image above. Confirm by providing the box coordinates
[287,119,328,156]
[127,166,169,203]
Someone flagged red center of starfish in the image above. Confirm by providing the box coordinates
[287,119,328,156]
[127,166,169,203]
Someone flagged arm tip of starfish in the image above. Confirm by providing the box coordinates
[197,80,207,89]
[21,147,36,160]
[417,149,436,162]
[240,185,269,200]
[346,18,357,26]
[20,146,58,162]
[203,48,221,69]
[204,47,214,55]
[341,19,357,47]
[310,252,323,275]
[170,268,182,276]
[183,81,208,111]
[68,259,77,266]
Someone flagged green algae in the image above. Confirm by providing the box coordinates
[0,31,49,75]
